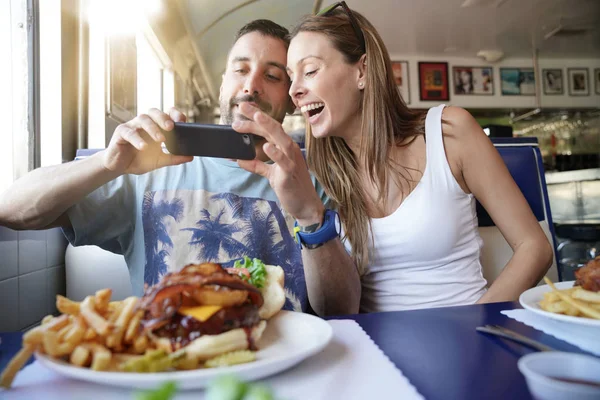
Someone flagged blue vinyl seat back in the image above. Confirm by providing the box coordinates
[476,137,559,284]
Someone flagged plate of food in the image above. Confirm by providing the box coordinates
[519,259,600,327]
[0,258,333,390]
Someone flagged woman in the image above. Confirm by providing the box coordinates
[233,2,552,315]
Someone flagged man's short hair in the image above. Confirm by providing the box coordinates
[233,19,290,48]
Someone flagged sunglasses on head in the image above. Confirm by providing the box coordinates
[317,1,366,54]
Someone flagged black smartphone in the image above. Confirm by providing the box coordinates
[163,123,256,160]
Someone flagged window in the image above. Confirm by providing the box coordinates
[0,1,14,193]
[163,68,175,113]
[39,0,62,167]
[1,0,32,193]
[137,32,163,114]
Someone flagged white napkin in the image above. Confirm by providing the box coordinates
[501,309,600,356]
[1,320,423,400]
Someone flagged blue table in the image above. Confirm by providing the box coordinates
[329,301,588,400]
[0,301,590,399]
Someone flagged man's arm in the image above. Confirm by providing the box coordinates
[0,153,119,230]
[0,108,192,231]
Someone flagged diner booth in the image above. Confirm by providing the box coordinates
[1,0,599,399]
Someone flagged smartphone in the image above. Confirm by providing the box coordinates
[163,123,256,160]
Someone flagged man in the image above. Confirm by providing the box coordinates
[0,20,326,313]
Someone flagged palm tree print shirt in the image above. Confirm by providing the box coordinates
[63,157,329,313]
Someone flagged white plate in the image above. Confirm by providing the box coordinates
[34,310,333,390]
[519,281,600,328]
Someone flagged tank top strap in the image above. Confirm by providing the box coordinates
[423,104,463,191]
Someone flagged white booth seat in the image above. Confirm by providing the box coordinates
[65,149,133,301]
[477,138,559,285]
[65,243,132,301]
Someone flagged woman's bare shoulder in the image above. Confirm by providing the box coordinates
[441,106,481,140]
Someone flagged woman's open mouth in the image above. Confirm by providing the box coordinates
[301,102,325,124]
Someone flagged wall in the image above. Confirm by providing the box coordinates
[392,54,600,110]
[0,227,67,331]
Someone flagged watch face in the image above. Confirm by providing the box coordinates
[334,212,341,235]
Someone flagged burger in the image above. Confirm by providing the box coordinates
[137,257,285,362]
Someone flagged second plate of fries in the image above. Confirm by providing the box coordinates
[519,278,600,327]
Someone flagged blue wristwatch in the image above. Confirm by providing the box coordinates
[294,209,341,249]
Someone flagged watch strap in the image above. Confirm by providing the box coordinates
[294,209,340,250]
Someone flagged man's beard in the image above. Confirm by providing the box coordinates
[220,94,273,125]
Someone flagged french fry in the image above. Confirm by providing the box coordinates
[543,277,600,320]
[542,291,561,303]
[106,297,138,349]
[1,289,187,388]
[42,330,60,357]
[94,289,112,313]
[42,330,78,357]
[70,345,91,367]
[57,323,74,341]
[22,314,70,349]
[83,343,112,371]
[108,303,123,323]
[44,314,70,332]
[133,335,149,354]
[63,316,86,346]
[114,297,138,329]
[84,327,98,341]
[540,300,569,314]
[572,287,600,304]
[80,296,111,336]
[107,301,122,313]
[56,295,80,315]
[125,310,143,344]
[23,326,45,346]
[0,344,35,389]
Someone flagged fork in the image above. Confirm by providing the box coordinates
[476,324,556,352]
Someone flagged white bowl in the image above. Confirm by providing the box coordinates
[518,352,600,400]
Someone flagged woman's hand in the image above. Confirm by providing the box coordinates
[233,103,325,226]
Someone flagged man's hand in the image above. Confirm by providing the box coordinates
[102,108,193,175]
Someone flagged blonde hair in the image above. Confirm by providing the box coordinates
[291,10,426,275]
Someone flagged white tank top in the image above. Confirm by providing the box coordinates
[346,104,488,312]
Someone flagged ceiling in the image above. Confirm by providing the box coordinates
[178,0,600,104]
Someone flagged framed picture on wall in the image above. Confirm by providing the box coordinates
[418,62,449,101]
[595,69,600,95]
[452,66,493,95]
[568,68,589,96]
[500,68,535,95]
[391,61,410,104]
[542,69,563,95]
[106,35,137,123]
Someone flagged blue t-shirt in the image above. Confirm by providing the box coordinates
[63,157,328,313]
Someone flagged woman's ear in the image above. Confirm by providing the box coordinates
[357,54,367,89]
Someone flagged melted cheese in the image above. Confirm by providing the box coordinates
[178,305,222,322]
